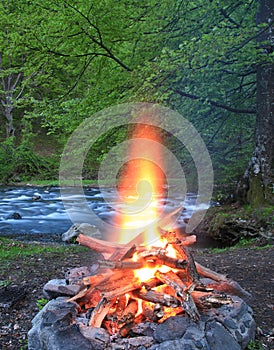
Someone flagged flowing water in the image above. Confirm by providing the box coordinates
[0,186,212,245]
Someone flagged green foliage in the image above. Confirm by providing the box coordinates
[0,0,272,188]
[0,279,11,288]
[36,298,49,310]
[246,340,263,350]
[0,138,58,183]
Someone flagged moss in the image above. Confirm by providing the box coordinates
[196,203,274,246]
[247,173,267,207]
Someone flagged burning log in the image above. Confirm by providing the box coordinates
[141,277,162,290]
[138,249,188,270]
[109,244,136,261]
[191,291,233,309]
[79,288,102,308]
[115,295,128,316]
[82,273,113,286]
[155,270,200,322]
[132,289,180,308]
[118,299,138,327]
[161,231,200,284]
[101,278,141,300]
[89,297,115,327]
[97,259,144,270]
[77,234,129,257]
[71,231,250,336]
[160,230,196,246]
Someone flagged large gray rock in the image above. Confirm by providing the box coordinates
[28,297,107,350]
[29,296,255,350]
[153,316,191,342]
[205,321,241,350]
[62,223,101,242]
[43,279,82,299]
[147,296,255,350]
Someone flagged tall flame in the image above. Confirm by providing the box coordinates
[116,118,165,245]
[115,116,179,288]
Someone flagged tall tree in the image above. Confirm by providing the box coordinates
[0,2,26,138]
[239,0,274,205]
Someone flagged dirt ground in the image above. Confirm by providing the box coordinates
[0,244,273,350]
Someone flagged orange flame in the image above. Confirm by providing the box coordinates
[116,116,178,288]
[116,119,165,244]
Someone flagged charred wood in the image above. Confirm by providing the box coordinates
[89,297,115,327]
[132,289,180,307]
[155,270,200,322]
[191,291,233,309]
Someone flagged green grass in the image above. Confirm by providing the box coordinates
[210,237,272,253]
[0,237,86,261]
[36,297,49,310]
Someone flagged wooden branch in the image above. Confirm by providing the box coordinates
[66,287,89,302]
[118,300,138,326]
[206,281,252,299]
[98,259,144,270]
[174,245,200,284]
[195,262,228,282]
[82,272,113,286]
[101,278,141,300]
[150,256,188,270]
[160,230,196,246]
[137,247,188,270]
[191,291,233,309]
[89,297,114,327]
[155,270,200,322]
[109,244,136,261]
[174,89,256,114]
[132,289,180,308]
[137,248,167,258]
[77,234,126,254]
[160,230,200,283]
[141,277,162,290]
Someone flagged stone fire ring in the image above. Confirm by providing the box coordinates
[28,295,255,350]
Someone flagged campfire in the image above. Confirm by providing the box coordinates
[28,119,256,349]
[62,121,245,338]
[68,230,239,337]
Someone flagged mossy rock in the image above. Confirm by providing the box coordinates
[195,204,272,246]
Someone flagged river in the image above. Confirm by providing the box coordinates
[0,186,212,245]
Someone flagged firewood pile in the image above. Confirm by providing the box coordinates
[65,230,248,337]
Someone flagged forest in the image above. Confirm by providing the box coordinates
[0,0,273,206]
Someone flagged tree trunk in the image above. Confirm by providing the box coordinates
[5,96,15,138]
[238,0,274,206]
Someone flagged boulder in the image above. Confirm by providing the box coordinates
[28,297,99,350]
[43,279,82,299]
[62,223,101,243]
[7,212,22,220]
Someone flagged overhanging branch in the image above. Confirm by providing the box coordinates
[174,89,256,114]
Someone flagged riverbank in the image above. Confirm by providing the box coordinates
[0,238,273,349]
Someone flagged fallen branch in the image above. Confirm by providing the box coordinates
[195,262,228,282]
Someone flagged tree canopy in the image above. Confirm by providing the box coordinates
[0,0,273,204]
